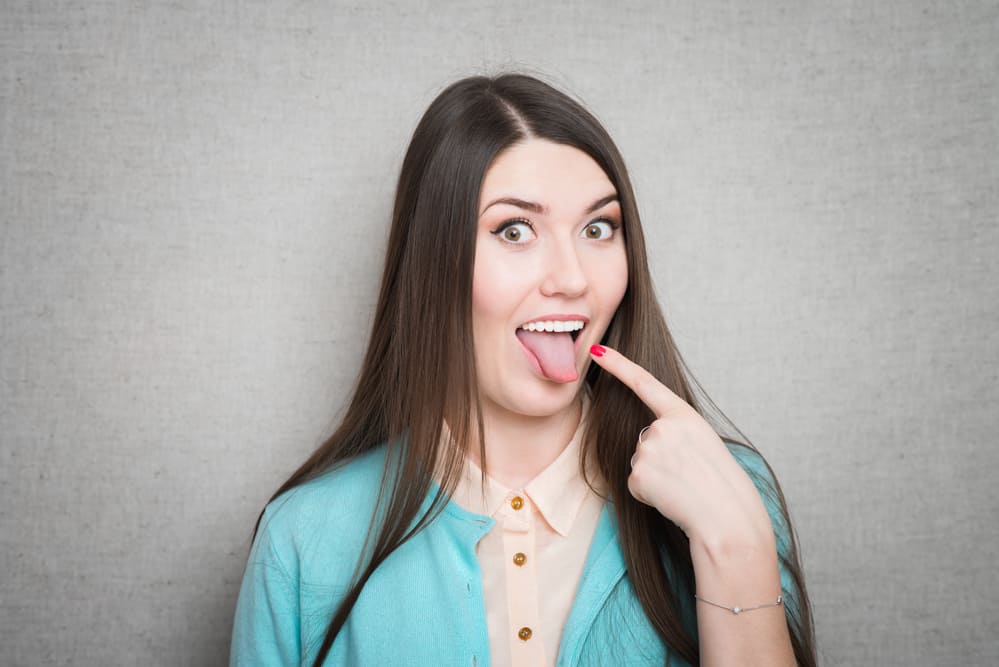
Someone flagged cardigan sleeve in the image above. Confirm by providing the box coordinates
[230,503,302,666]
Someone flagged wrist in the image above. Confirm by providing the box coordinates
[688,523,778,572]
[688,533,783,621]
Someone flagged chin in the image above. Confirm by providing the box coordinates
[493,373,585,418]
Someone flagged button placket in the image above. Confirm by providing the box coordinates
[501,492,545,664]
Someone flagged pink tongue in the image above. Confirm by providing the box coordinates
[516,330,578,383]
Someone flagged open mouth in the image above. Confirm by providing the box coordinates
[515,317,588,383]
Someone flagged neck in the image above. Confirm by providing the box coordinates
[467,394,583,489]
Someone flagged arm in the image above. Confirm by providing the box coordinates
[230,506,302,667]
[589,345,797,666]
[689,444,797,666]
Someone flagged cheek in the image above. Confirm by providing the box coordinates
[471,290,508,336]
[471,246,525,332]
[471,260,502,326]
[610,258,629,306]
[591,247,629,313]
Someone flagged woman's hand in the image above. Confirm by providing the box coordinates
[588,344,774,553]
[590,344,796,666]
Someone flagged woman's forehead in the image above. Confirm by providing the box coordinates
[478,139,616,216]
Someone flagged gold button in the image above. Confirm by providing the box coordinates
[513,552,527,566]
[518,626,533,641]
[510,496,524,510]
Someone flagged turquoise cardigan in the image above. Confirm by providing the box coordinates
[230,444,796,666]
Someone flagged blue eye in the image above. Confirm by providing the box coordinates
[491,220,535,244]
[582,219,617,240]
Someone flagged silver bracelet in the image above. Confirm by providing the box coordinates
[694,594,783,615]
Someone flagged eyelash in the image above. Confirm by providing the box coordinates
[490,218,534,244]
[586,218,621,238]
[489,217,621,244]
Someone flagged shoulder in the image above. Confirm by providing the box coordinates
[252,444,390,584]
[232,446,393,664]
[724,441,791,548]
[724,440,774,482]
[725,440,781,508]
[263,444,389,529]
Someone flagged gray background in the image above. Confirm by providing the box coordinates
[2,1,997,665]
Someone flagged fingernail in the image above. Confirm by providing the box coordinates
[590,344,606,357]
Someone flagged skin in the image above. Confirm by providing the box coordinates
[470,138,628,487]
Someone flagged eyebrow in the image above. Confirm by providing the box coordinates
[479,192,619,217]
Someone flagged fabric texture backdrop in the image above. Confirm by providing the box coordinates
[1,1,996,665]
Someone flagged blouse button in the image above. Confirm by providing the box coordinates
[518,626,533,641]
[513,552,527,566]
[510,496,524,510]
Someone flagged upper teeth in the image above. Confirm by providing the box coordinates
[520,320,585,333]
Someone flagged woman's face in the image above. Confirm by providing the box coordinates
[472,139,629,419]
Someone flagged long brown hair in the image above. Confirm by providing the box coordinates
[258,73,815,666]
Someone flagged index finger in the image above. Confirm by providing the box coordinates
[588,344,689,417]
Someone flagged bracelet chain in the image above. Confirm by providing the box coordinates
[694,594,784,615]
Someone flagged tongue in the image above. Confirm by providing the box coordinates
[516,330,578,383]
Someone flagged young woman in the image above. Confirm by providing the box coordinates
[230,73,816,666]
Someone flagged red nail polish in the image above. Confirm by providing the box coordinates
[590,344,606,357]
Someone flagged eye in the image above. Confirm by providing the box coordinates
[490,219,535,245]
[582,219,618,240]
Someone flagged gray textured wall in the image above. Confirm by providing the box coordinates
[2,1,997,665]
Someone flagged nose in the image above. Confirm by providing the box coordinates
[540,237,588,298]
